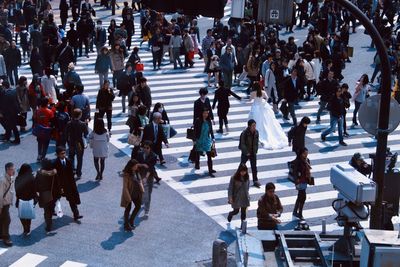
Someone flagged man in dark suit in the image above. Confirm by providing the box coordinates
[135,141,158,216]
[282,68,301,125]
[53,146,83,222]
[193,87,214,124]
[142,112,169,165]
[0,80,20,144]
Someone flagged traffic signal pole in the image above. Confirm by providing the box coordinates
[336,0,391,229]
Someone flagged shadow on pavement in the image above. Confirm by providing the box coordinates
[100,219,134,250]
[77,180,100,193]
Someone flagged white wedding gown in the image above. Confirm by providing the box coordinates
[248,91,287,150]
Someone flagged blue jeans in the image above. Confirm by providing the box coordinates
[317,101,328,121]
[322,114,344,142]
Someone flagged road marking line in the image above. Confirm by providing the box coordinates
[9,253,48,267]
[59,261,88,267]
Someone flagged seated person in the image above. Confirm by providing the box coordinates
[257,182,283,230]
[349,153,372,176]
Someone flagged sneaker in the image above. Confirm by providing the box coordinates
[253,181,261,188]
[339,141,348,146]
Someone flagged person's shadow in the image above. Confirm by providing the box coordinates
[77,180,100,193]
[100,218,134,250]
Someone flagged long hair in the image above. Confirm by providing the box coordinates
[122,159,139,176]
[253,82,262,97]
[93,117,107,135]
[18,163,32,177]
[233,163,249,181]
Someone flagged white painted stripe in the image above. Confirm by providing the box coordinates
[9,253,48,267]
[0,248,7,256]
[59,261,88,267]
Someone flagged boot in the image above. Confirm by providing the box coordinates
[124,213,132,231]
[208,158,215,177]
[293,199,299,217]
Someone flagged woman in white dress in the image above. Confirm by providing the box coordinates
[248,83,287,149]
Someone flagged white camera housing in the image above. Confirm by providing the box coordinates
[330,164,377,205]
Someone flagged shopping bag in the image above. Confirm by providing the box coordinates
[18,199,36,219]
[347,46,354,58]
[56,199,64,218]
[161,124,171,139]
[188,51,195,60]
[238,70,248,81]
[135,63,144,72]
[128,133,141,146]
[188,146,197,163]
[169,126,177,138]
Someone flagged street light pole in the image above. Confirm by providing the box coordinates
[335,0,391,229]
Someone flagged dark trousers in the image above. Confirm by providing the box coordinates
[218,112,228,131]
[0,205,10,239]
[124,198,142,226]
[98,109,112,130]
[68,143,84,177]
[240,153,258,182]
[78,37,89,56]
[195,151,213,172]
[294,189,306,216]
[112,69,123,88]
[306,80,315,96]
[69,201,80,219]
[126,33,133,49]
[60,64,68,81]
[288,102,297,125]
[5,125,20,141]
[228,207,247,221]
[44,200,56,232]
[352,101,361,124]
[246,76,256,94]
[37,137,51,159]
[152,49,162,69]
[20,218,32,233]
[222,70,233,89]
[343,110,348,133]
[7,67,18,86]
[153,143,164,162]
[94,157,105,176]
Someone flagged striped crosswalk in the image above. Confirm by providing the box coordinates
[0,249,87,267]
[15,2,399,237]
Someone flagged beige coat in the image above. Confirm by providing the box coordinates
[120,172,144,208]
[246,55,259,77]
[0,174,13,209]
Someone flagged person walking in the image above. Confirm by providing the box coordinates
[352,74,370,126]
[95,47,112,88]
[4,41,21,86]
[321,87,347,146]
[288,116,311,156]
[227,164,250,224]
[212,80,241,134]
[55,38,75,81]
[65,108,89,180]
[257,182,283,230]
[53,146,83,222]
[15,163,37,236]
[94,20,107,54]
[35,159,60,234]
[194,108,216,177]
[15,76,29,132]
[28,74,46,113]
[239,119,261,188]
[149,27,163,71]
[70,85,91,123]
[142,112,169,165]
[264,61,279,112]
[292,148,313,220]
[169,29,183,70]
[282,68,301,126]
[219,46,235,89]
[0,80,21,144]
[0,162,15,246]
[54,102,70,147]
[193,87,214,125]
[135,77,151,115]
[316,70,339,123]
[95,80,115,134]
[135,141,158,216]
[41,68,58,103]
[341,83,352,137]
[109,43,125,88]
[33,97,54,161]
[88,118,109,181]
[120,159,144,231]
[117,63,135,114]
[183,29,194,68]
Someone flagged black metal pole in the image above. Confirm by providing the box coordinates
[335,0,391,229]
[111,0,116,15]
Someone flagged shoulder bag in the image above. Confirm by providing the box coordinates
[210,142,217,158]
[18,199,36,219]
[186,127,195,140]
[128,133,141,146]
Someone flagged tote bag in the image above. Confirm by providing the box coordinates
[18,199,36,219]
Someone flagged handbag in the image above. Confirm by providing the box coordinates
[188,145,197,163]
[188,50,195,60]
[161,124,171,139]
[186,127,195,140]
[210,142,217,158]
[55,199,64,218]
[128,133,141,146]
[169,126,177,138]
[18,199,36,219]
[135,63,144,72]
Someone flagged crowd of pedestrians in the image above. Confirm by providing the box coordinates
[0,0,399,245]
